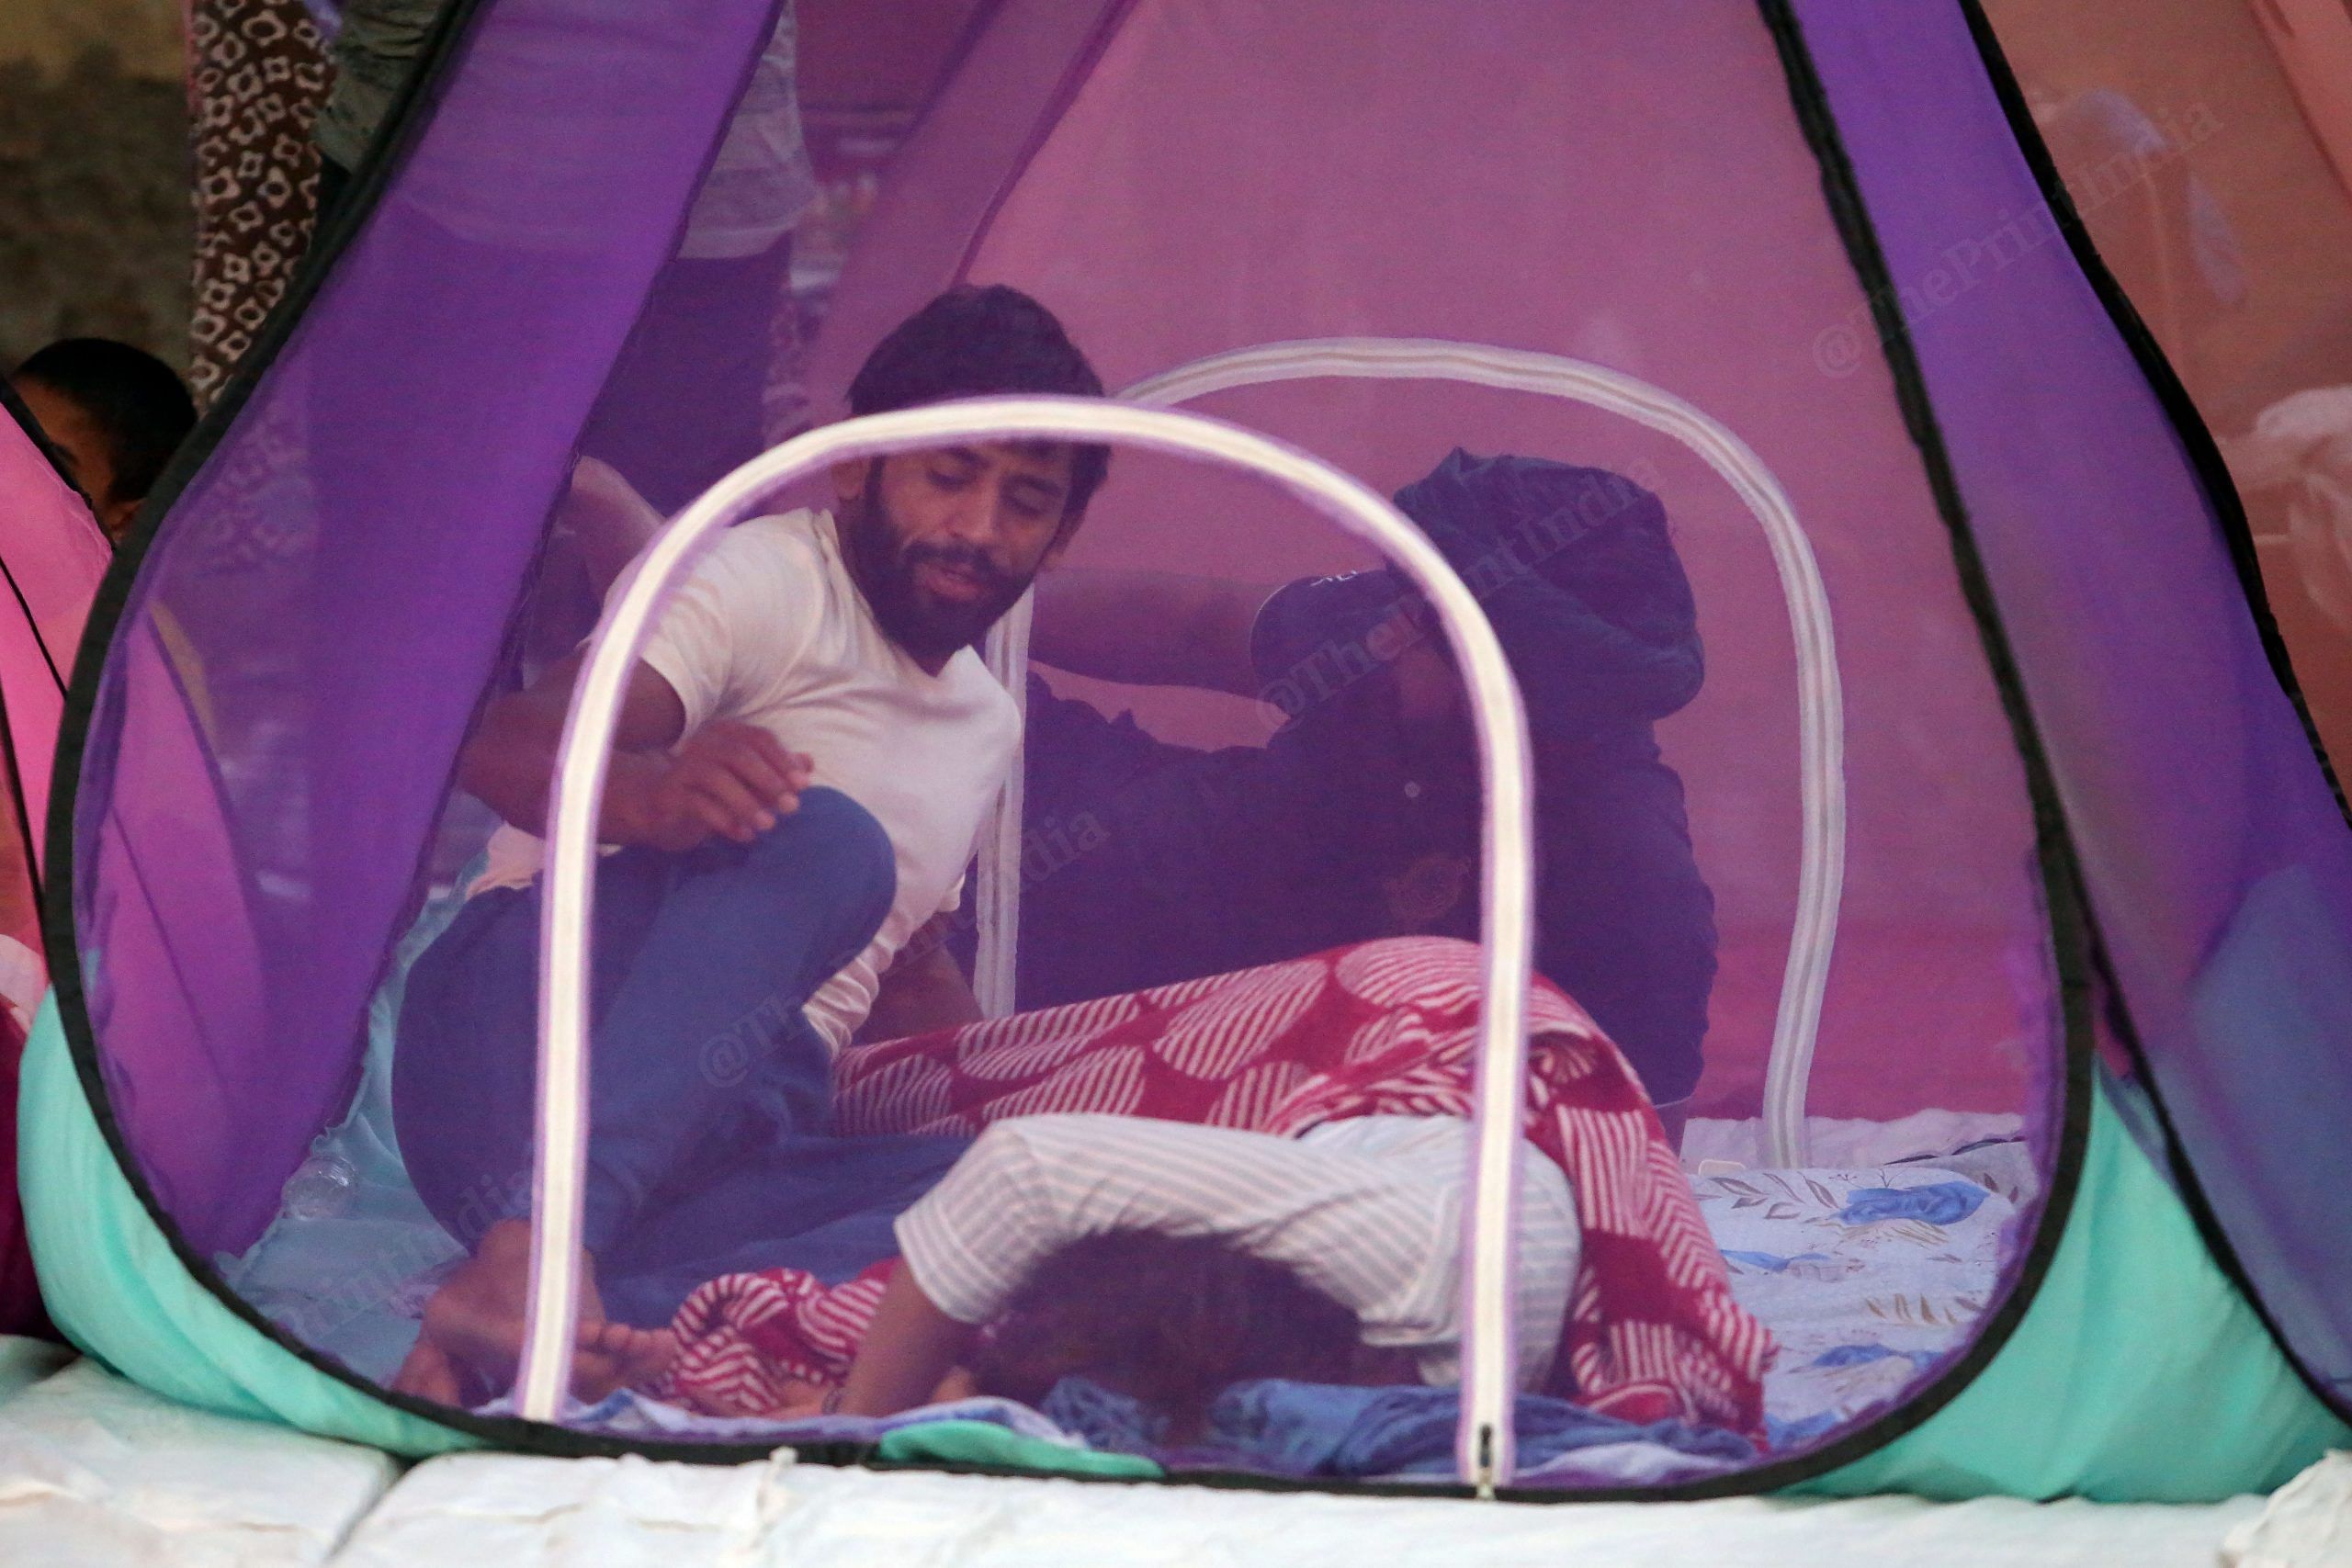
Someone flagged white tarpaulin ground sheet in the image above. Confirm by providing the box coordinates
[0,1341,2287,1567]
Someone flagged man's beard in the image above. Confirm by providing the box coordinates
[842,490,1032,663]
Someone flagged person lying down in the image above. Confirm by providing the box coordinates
[412,938,1769,1439]
[581,1110,1580,1437]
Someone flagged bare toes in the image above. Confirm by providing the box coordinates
[393,1340,462,1404]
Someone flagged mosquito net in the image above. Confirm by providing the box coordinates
[40,0,2350,1495]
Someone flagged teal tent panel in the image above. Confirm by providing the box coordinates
[20,981,2348,1495]
[874,1420,1166,1480]
[17,997,476,1457]
[1804,1083,2349,1503]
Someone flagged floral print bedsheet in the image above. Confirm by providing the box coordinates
[1691,1154,2024,1449]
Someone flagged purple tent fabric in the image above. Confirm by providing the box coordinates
[72,0,787,1255]
[1799,0,2352,1413]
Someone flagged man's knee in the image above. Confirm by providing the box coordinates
[746,787,892,878]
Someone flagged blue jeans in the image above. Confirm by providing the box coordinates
[394,788,970,1325]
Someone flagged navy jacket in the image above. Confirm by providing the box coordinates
[967,451,1718,1106]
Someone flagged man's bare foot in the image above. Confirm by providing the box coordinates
[389,1219,618,1406]
[390,1334,472,1406]
[391,1222,531,1403]
[576,1319,679,1398]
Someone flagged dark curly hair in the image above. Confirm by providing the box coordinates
[969,1232,1370,1441]
[12,337,195,505]
[847,284,1111,520]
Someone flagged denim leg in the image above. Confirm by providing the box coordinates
[393,787,897,1258]
[579,787,895,1249]
[394,886,548,1247]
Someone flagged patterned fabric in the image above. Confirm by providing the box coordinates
[649,937,1771,1437]
[1695,1156,2021,1447]
[188,0,332,406]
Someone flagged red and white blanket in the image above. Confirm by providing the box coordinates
[649,937,1771,1437]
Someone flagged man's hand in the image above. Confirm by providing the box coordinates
[391,1218,607,1406]
[611,721,813,852]
[458,647,813,850]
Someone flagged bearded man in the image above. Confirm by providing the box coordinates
[389,286,1106,1404]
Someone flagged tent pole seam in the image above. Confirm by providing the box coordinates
[945,0,1145,288]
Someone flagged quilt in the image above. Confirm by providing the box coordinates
[648,937,1772,1438]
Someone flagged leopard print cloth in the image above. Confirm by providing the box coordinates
[187,0,331,407]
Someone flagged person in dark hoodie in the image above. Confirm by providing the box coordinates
[927,450,1717,1135]
[533,445,1718,1128]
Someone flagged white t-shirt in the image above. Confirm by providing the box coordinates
[474,508,1018,1050]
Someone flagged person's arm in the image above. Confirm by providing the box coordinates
[458,649,810,852]
[1028,567,1275,697]
[560,455,667,599]
[833,1116,1441,1419]
[857,917,983,1043]
[833,1261,979,1417]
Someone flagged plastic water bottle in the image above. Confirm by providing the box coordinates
[282,1154,356,1221]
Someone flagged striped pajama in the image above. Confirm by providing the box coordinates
[893,1112,1580,1390]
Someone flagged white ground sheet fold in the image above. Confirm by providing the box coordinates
[0,1341,2272,1567]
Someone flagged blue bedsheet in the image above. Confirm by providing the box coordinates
[1039,1376,1755,1479]
[216,869,481,1380]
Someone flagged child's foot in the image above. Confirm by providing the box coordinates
[575,1319,679,1398]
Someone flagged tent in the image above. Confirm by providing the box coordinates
[0,386,110,1336]
[15,0,2352,1503]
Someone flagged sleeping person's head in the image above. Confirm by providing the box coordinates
[833,286,1110,665]
[10,338,197,542]
[970,1231,1373,1442]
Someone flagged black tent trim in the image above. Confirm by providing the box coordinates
[0,383,84,698]
[1956,0,2352,1425]
[1,378,96,518]
[1722,0,2098,1485]
[39,0,2288,1488]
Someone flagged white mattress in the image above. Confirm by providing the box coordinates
[0,1342,2269,1567]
